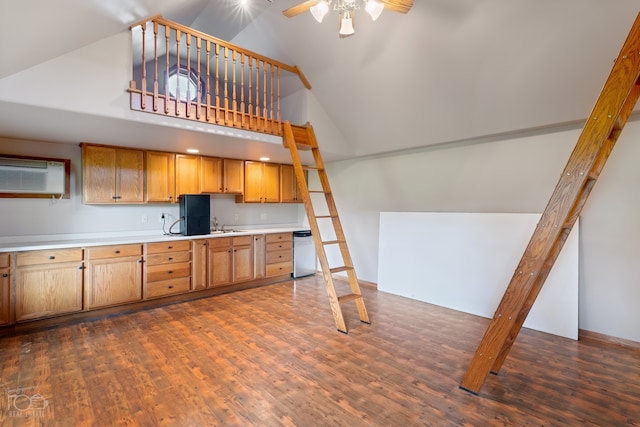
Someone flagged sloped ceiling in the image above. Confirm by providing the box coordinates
[1,0,639,162]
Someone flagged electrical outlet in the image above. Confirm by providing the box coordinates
[260,213,267,221]
[141,215,148,224]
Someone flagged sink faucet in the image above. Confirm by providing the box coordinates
[212,216,220,231]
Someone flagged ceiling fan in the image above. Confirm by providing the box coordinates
[282,0,414,36]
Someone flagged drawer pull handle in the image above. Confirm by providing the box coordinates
[1,273,7,278]
[49,256,55,260]
[168,270,173,274]
[115,250,120,254]
[168,246,173,249]
[168,257,173,261]
[168,285,173,289]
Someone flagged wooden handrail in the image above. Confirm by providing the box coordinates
[128,16,311,137]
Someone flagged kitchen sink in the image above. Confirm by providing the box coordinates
[209,229,247,234]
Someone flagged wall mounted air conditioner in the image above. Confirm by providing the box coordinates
[0,157,67,195]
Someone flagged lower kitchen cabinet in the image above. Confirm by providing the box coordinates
[253,234,266,280]
[208,236,254,287]
[85,244,143,309]
[266,232,293,277]
[192,239,208,290]
[0,254,11,325]
[15,248,84,322]
[145,241,192,299]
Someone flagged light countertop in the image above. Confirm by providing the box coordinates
[0,226,310,253]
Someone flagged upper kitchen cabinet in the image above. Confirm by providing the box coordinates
[280,164,306,203]
[146,151,175,203]
[175,154,200,196]
[201,157,245,194]
[244,161,280,203]
[82,144,145,204]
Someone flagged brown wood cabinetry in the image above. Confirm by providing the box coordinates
[146,151,175,203]
[15,248,84,322]
[266,232,293,277]
[0,253,11,326]
[82,144,145,204]
[201,157,245,194]
[244,161,280,203]
[253,234,266,280]
[280,164,306,203]
[208,235,253,287]
[85,244,143,309]
[191,239,208,290]
[223,159,245,194]
[176,154,200,196]
[145,241,191,299]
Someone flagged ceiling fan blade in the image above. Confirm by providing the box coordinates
[379,0,414,14]
[282,0,321,18]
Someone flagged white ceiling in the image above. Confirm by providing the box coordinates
[1,0,640,163]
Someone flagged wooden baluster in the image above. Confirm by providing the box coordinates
[256,60,262,132]
[141,22,147,110]
[153,21,159,112]
[248,56,254,130]
[215,44,221,124]
[224,46,229,125]
[276,66,281,129]
[175,29,181,116]
[185,32,192,118]
[270,62,275,133]
[164,24,170,114]
[232,50,237,127]
[196,36,201,120]
[240,53,246,129]
[206,40,211,122]
[262,60,267,132]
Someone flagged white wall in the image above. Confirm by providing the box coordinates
[322,120,640,343]
[0,137,304,240]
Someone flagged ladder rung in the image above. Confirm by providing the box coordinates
[302,165,321,171]
[330,266,353,274]
[308,190,325,194]
[316,215,336,219]
[322,239,345,245]
[338,293,362,303]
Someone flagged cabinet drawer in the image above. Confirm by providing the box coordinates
[146,251,191,266]
[0,253,9,268]
[17,248,83,266]
[266,261,292,276]
[146,262,191,282]
[146,277,191,299]
[266,232,292,243]
[208,237,232,249]
[266,249,292,264]
[266,240,293,252]
[233,235,253,246]
[147,240,191,254]
[87,244,142,259]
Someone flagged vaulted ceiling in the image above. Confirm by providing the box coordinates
[1,0,639,162]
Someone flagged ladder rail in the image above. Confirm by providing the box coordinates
[460,12,640,394]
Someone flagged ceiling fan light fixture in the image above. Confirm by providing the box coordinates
[310,0,330,23]
[339,11,355,36]
[365,0,384,21]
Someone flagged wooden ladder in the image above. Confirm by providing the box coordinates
[283,121,370,333]
[460,12,640,395]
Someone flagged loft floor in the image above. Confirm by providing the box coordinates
[0,276,638,425]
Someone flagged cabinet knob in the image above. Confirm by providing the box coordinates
[1,273,7,278]
[115,250,120,254]
[168,246,173,249]
[168,285,174,289]
[49,256,55,260]
[168,257,173,261]
[168,270,173,274]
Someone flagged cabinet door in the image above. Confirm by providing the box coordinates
[86,256,143,309]
[223,159,244,194]
[208,238,233,287]
[263,163,280,203]
[280,165,296,203]
[116,148,145,203]
[0,268,10,326]
[201,157,223,193]
[15,262,84,322]
[176,155,200,196]
[243,161,263,202]
[233,245,254,283]
[192,240,208,290]
[253,235,266,280]
[147,151,176,203]
[82,145,116,203]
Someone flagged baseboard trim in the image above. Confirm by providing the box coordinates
[579,329,640,350]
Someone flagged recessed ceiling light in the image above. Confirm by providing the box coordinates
[186,148,200,154]
[259,156,270,161]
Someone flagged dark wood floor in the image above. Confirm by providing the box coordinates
[1,275,639,426]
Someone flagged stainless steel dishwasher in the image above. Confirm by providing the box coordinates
[292,230,317,278]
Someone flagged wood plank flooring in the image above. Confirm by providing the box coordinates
[1,275,639,426]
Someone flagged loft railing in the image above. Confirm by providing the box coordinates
[128,16,310,136]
